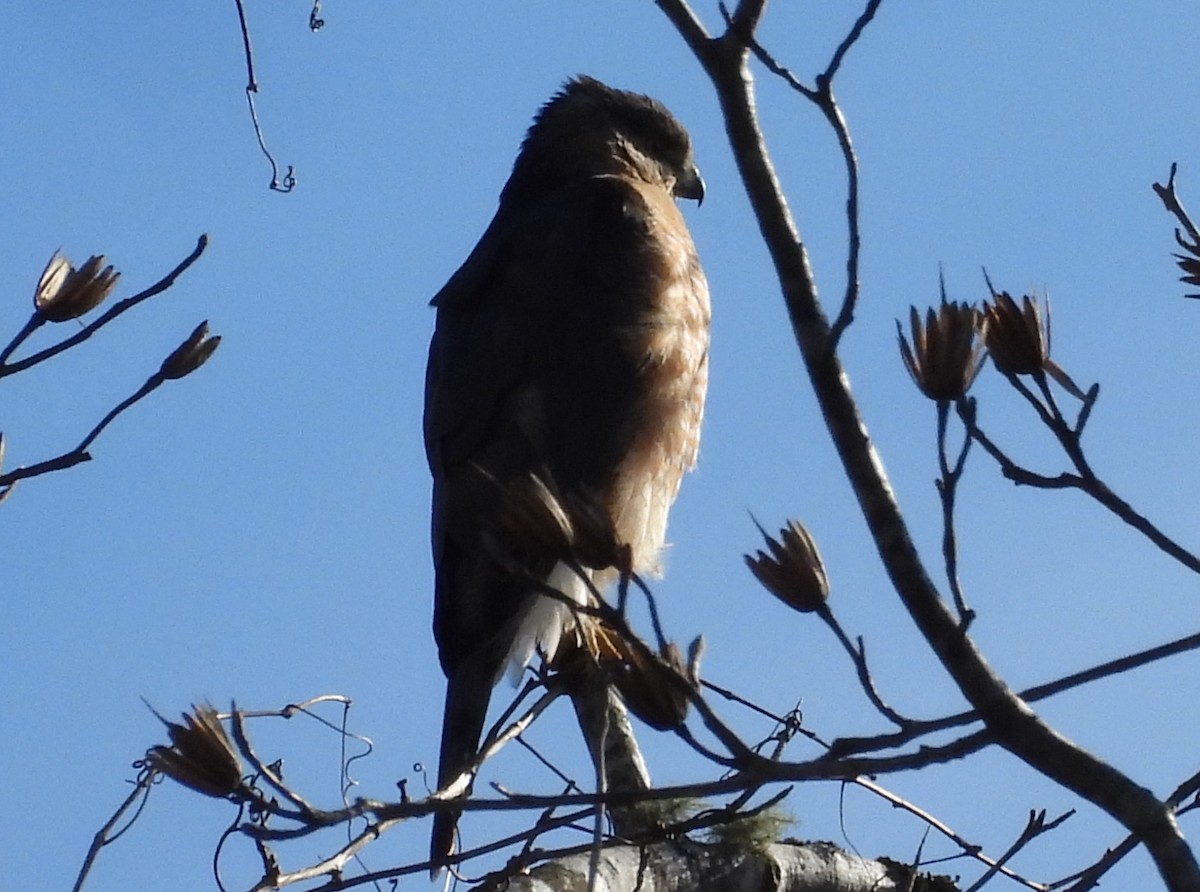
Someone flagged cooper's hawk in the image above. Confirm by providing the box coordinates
[423,75,710,867]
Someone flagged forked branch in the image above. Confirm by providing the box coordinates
[653,1,1200,888]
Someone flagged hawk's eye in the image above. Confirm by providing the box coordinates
[645,132,680,163]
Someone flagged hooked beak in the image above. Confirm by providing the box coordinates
[674,163,705,205]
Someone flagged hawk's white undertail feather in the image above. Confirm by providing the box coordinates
[506,562,591,683]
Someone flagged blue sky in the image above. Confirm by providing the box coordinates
[5,3,1200,889]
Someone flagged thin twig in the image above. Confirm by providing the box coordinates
[444,686,563,805]
[820,0,886,85]
[220,695,371,810]
[514,737,582,792]
[478,678,556,768]
[230,693,354,722]
[330,808,610,889]
[1152,163,1200,247]
[728,14,816,100]
[231,706,321,817]
[817,607,912,727]
[817,0,888,343]
[935,398,976,625]
[970,372,1200,576]
[823,92,864,344]
[71,770,157,892]
[79,376,163,453]
[0,449,92,487]
[0,315,46,366]
[308,0,325,31]
[248,815,404,892]
[701,679,813,738]
[827,628,1200,759]
[962,415,1080,489]
[232,0,296,192]
[714,2,879,344]
[853,777,1053,891]
[963,809,1073,892]
[674,723,745,768]
[0,373,165,488]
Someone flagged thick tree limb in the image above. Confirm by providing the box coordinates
[470,838,955,892]
[653,2,1199,888]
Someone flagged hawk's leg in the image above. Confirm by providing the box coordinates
[567,658,653,839]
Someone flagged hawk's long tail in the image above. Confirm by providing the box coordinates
[430,663,493,873]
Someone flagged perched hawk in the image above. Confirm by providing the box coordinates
[423,75,710,866]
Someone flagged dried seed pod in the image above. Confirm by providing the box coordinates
[561,488,625,573]
[34,250,120,322]
[745,518,829,614]
[146,703,242,798]
[897,301,986,401]
[493,472,576,560]
[1173,233,1200,299]
[492,473,627,572]
[610,641,691,731]
[161,321,221,379]
[981,291,1049,375]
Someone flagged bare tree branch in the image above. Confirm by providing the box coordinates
[71,769,157,892]
[1,234,208,376]
[828,628,1200,759]
[964,374,1200,576]
[655,5,1200,888]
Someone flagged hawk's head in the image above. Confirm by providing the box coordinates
[504,75,704,206]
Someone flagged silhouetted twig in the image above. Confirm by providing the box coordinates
[1,234,208,376]
[962,376,1200,576]
[232,0,296,192]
